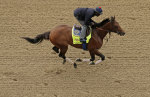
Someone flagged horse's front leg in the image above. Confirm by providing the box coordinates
[75,50,96,65]
[94,50,105,61]
[77,50,95,65]
[89,50,95,65]
[94,49,105,64]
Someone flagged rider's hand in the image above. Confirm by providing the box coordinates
[90,22,98,28]
[91,22,95,26]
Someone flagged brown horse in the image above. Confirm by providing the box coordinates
[22,16,125,68]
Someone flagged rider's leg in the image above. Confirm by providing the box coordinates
[80,25,87,42]
[75,18,87,42]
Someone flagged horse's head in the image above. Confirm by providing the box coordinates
[109,16,125,36]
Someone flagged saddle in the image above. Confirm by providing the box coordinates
[72,25,92,50]
[72,25,92,45]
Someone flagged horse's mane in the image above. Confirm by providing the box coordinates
[96,18,110,27]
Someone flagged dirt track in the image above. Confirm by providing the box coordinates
[0,0,150,97]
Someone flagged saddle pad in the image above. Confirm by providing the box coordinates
[72,26,92,44]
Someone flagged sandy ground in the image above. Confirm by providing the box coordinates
[0,0,150,97]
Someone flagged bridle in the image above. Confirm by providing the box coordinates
[103,18,118,45]
[110,19,123,35]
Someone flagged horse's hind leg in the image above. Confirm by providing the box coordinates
[52,46,59,53]
[59,46,77,68]
[59,46,68,64]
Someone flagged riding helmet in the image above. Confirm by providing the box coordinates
[95,7,103,14]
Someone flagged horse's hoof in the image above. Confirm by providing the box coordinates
[102,56,105,61]
[74,63,77,68]
[63,59,66,64]
[76,58,82,62]
[89,61,95,65]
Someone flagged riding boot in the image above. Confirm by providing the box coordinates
[80,25,87,50]
[80,25,87,39]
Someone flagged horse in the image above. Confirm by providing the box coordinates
[22,16,125,68]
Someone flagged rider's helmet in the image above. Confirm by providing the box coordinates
[95,7,103,14]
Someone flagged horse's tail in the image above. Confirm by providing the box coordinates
[21,31,50,44]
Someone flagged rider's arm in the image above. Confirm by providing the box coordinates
[84,9,95,25]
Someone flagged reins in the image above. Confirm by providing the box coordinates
[103,30,111,46]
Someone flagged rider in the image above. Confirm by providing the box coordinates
[74,7,103,42]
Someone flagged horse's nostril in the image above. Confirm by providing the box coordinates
[121,32,125,35]
[120,32,125,36]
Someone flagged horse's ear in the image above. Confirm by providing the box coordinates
[114,16,115,20]
[111,16,115,22]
